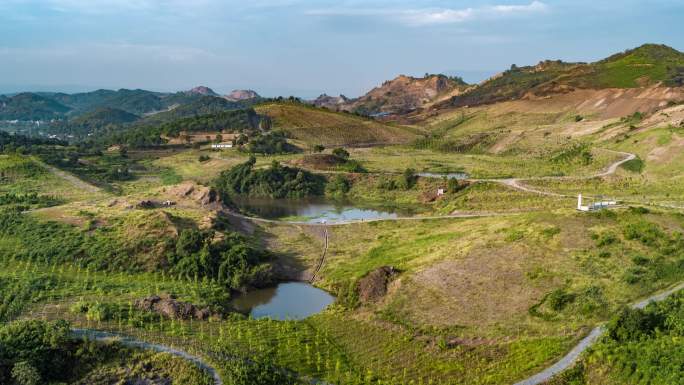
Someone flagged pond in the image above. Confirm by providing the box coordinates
[231,196,414,223]
[231,282,335,320]
[417,172,469,180]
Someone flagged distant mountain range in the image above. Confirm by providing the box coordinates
[0,86,262,122]
[2,43,683,126]
[310,43,684,117]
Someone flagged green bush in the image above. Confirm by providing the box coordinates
[325,175,351,196]
[332,147,350,160]
[214,157,325,199]
[621,157,645,173]
[547,288,575,311]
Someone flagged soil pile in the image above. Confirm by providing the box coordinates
[358,266,398,304]
[135,294,220,320]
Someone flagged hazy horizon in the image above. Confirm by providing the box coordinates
[2,0,683,98]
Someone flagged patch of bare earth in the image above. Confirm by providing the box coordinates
[399,244,543,328]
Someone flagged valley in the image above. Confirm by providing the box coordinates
[1,43,684,385]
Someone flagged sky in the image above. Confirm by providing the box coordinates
[1,0,683,98]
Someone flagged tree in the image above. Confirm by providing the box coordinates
[401,168,417,189]
[11,362,41,385]
[313,144,325,153]
[332,147,350,160]
[215,134,223,143]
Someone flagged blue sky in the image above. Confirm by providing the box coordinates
[1,0,683,97]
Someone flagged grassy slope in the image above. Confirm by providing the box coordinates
[0,154,108,202]
[255,103,420,147]
[257,208,684,384]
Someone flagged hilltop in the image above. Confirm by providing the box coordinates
[440,43,684,110]
[225,89,260,101]
[0,92,71,120]
[312,74,468,116]
[254,102,419,146]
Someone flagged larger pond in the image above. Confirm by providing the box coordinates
[232,196,415,223]
[231,282,335,320]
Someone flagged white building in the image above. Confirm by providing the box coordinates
[577,194,617,211]
[211,143,233,149]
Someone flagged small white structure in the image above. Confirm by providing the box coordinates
[211,142,233,149]
[577,194,617,212]
[437,188,445,196]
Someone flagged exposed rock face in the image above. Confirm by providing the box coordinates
[135,294,219,320]
[311,93,350,110]
[225,89,260,101]
[186,86,218,96]
[357,266,398,304]
[165,182,222,208]
[313,74,467,116]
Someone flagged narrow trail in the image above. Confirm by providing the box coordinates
[71,328,223,385]
[481,149,636,198]
[38,161,103,194]
[309,226,329,283]
[513,281,684,385]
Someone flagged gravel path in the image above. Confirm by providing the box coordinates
[71,329,222,385]
[513,281,684,385]
[38,162,102,194]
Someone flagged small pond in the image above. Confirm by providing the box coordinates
[417,172,469,180]
[232,196,415,223]
[231,282,335,320]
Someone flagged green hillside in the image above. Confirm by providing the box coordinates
[450,60,579,107]
[141,95,255,124]
[569,43,684,88]
[447,44,684,109]
[255,102,419,146]
[0,93,71,120]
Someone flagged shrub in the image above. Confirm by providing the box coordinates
[621,157,645,173]
[447,178,468,193]
[547,288,575,311]
[198,155,210,162]
[401,168,417,189]
[325,175,351,196]
[607,307,664,342]
[11,362,41,385]
[332,147,349,159]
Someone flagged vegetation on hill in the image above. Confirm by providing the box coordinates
[255,102,418,146]
[0,209,273,292]
[0,93,71,120]
[449,60,579,107]
[88,108,258,149]
[0,319,213,385]
[553,289,684,384]
[49,107,140,137]
[570,43,684,88]
[215,156,325,198]
[141,95,257,125]
[446,44,684,109]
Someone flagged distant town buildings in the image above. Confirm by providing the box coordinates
[211,143,233,149]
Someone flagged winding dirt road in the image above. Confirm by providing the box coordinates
[482,149,637,198]
[514,281,684,385]
[71,328,223,385]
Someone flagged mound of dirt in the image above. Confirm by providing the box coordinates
[135,294,220,320]
[164,182,223,209]
[358,266,398,304]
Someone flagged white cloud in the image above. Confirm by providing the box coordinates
[307,1,549,26]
